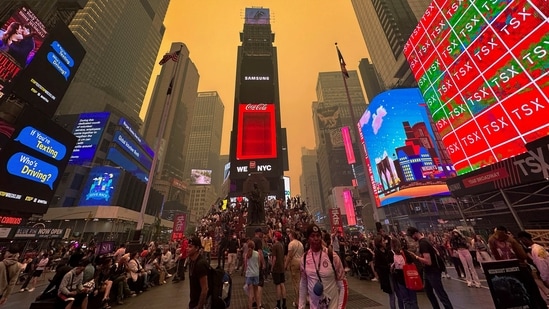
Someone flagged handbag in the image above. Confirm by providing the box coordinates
[403,263,423,291]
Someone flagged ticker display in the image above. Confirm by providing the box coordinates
[403,0,548,175]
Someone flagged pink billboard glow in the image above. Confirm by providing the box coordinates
[341,126,356,164]
[343,190,356,226]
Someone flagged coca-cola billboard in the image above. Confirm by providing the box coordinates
[236,103,277,160]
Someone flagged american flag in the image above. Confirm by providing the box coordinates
[336,45,350,78]
[159,50,180,65]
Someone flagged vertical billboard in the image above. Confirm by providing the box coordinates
[358,88,455,207]
[283,176,290,203]
[70,112,110,165]
[237,103,277,160]
[0,106,76,214]
[171,214,187,240]
[329,208,343,232]
[403,0,548,175]
[0,5,47,99]
[11,21,86,117]
[78,166,121,206]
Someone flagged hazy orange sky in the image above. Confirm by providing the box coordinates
[140,1,370,195]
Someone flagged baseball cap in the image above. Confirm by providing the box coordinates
[189,236,203,249]
[274,231,283,241]
[306,223,322,238]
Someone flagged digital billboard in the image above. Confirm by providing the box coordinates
[283,176,290,203]
[112,130,152,170]
[0,106,76,215]
[237,103,277,160]
[105,147,148,182]
[118,117,154,158]
[11,21,85,117]
[358,88,455,207]
[239,56,274,103]
[78,166,121,206]
[403,0,548,175]
[70,112,110,165]
[244,8,270,25]
[191,169,212,185]
[0,5,47,99]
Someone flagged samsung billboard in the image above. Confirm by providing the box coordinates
[358,88,455,207]
[403,0,547,175]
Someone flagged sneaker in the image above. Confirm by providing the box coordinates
[467,282,472,287]
[371,278,378,282]
[19,288,25,292]
[475,284,481,288]
[27,288,35,292]
[166,274,172,278]
[344,267,351,272]
[65,297,75,302]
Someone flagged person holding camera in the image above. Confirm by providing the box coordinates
[299,224,348,309]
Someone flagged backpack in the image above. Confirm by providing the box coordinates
[207,267,232,308]
[419,238,446,271]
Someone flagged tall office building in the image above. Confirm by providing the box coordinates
[55,0,170,125]
[184,91,225,182]
[351,0,429,89]
[0,0,87,28]
[358,58,384,102]
[312,71,367,213]
[142,42,199,208]
[299,147,323,220]
[229,8,288,199]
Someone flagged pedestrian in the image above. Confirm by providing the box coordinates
[285,230,304,308]
[0,245,22,305]
[202,233,213,265]
[390,239,419,309]
[226,234,240,275]
[173,235,188,282]
[517,230,549,297]
[449,230,480,288]
[252,228,266,308]
[245,240,264,309]
[188,236,209,309]
[299,223,348,309]
[57,259,92,309]
[373,235,396,308]
[271,231,287,309]
[407,227,454,309]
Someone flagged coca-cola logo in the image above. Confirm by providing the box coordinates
[245,103,268,111]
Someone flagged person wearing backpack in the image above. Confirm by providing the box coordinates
[407,227,454,309]
[188,236,209,309]
[0,245,22,305]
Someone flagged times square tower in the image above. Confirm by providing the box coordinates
[229,8,289,201]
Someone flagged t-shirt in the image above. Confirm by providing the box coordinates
[288,239,304,261]
[300,248,346,309]
[271,241,285,273]
[189,255,209,308]
[418,238,441,273]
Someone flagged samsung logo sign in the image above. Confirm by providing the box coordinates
[244,76,270,81]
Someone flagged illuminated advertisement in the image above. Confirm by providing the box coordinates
[223,162,230,181]
[78,166,121,206]
[0,106,76,214]
[11,21,86,117]
[358,89,455,207]
[112,130,152,170]
[283,176,290,203]
[118,118,154,158]
[70,112,110,165]
[0,5,47,98]
[343,189,356,226]
[403,0,548,175]
[190,169,212,185]
[171,214,187,240]
[239,56,274,103]
[342,126,356,164]
[105,147,148,182]
[245,8,270,25]
[329,208,343,232]
[237,103,277,160]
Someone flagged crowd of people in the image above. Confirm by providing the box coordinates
[0,195,548,309]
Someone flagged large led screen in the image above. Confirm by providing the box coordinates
[79,166,121,206]
[245,8,270,25]
[11,21,86,117]
[191,169,212,185]
[358,88,456,207]
[70,112,110,165]
[403,0,548,175]
[236,103,277,160]
[0,5,47,98]
[239,56,274,104]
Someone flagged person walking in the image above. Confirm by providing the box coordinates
[391,239,419,309]
[245,240,264,309]
[226,234,240,275]
[407,227,454,309]
[202,234,213,265]
[0,245,22,305]
[299,223,348,309]
[285,230,304,308]
[449,230,480,288]
[188,236,209,309]
[373,235,396,309]
[271,231,287,309]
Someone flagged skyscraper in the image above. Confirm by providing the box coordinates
[299,147,323,219]
[142,42,199,206]
[229,8,288,199]
[0,0,87,28]
[312,71,367,212]
[184,91,225,192]
[55,0,170,125]
[351,0,429,90]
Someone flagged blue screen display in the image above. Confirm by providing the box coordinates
[69,112,110,165]
[112,130,152,170]
[105,147,148,182]
[78,166,120,206]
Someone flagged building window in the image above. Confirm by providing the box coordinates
[70,174,85,190]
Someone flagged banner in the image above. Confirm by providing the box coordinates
[171,214,186,240]
[329,208,342,232]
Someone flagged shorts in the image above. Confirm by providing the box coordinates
[272,272,285,285]
[246,276,259,286]
[32,270,44,277]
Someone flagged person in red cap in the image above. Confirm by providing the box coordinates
[271,231,287,309]
[173,235,188,282]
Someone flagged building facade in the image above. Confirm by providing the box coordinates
[0,0,87,28]
[351,0,430,90]
[299,147,323,221]
[55,0,170,125]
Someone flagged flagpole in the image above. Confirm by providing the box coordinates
[136,45,183,233]
[335,43,380,225]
